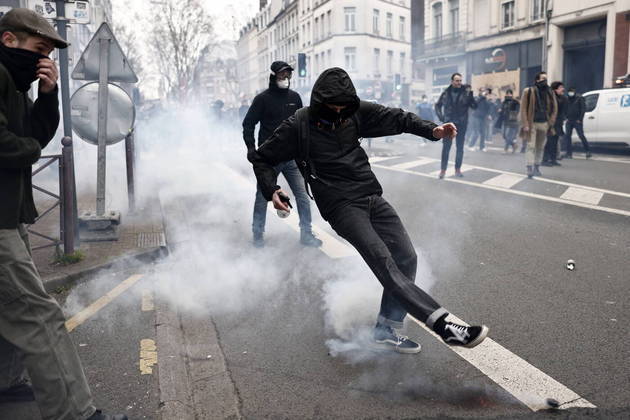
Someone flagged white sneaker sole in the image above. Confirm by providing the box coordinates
[373,340,422,354]
[463,325,489,348]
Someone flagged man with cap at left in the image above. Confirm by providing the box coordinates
[0,8,126,420]
[242,60,321,248]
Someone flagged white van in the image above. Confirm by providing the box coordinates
[579,88,630,146]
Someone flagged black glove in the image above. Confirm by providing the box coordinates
[246,147,257,162]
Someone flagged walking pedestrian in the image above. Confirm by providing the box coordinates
[0,9,126,420]
[249,67,489,354]
[434,74,477,179]
[563,87,592,159]
[495,89,520,153]
[542,81,567,166]
[519,71,558,178]
[467,88,491,152]
[242,61,321,248]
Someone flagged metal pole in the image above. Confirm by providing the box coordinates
[54,1,79,245]
[125,130,136,213]
[61,137,75,254]
[96,37,111,216]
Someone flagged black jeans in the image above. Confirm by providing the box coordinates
[441,124,467,171]
[564,121,590,156]
[543,134,559,162]
[328,195,447,329]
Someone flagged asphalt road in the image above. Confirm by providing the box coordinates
[2,136,627,419]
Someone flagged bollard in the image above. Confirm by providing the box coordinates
[125,130,136,213]
[61,136,75,255]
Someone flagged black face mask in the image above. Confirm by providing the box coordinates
[0,43,47,92]
[535,79,548,90]
[319,104,354,127]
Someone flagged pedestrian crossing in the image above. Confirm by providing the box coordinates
[370,155,630,217]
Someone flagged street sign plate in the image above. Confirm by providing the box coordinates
[70,82,136,145]
[27,0,91,24]
[71,22,138,82]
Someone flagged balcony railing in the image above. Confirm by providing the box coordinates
[422,32,466,57]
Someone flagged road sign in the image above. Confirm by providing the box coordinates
[72,22,138,83]
[70,82,135,146]
[27,0,90,24]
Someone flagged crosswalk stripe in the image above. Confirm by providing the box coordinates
[408,315,597,411]
[368,155,401,163]
[560,186,604,205]
[483,173,525,189]
[390,157,436,170]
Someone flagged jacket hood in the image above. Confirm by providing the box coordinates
[310,67,360,119]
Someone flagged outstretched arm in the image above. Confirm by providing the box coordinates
[358,101,440,140]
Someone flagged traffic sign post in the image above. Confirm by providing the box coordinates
[71,22,138,241]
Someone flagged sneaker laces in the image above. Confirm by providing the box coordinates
[446,323,468,334]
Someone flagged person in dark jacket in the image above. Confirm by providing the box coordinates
[416,95,435,121]
[249,67,489,354]
[495,89,520,153]
[563,88,592,159]
[542,81,567,166]
[242,61,320,248]
[468,88,491,152]
[434,73,477,179]
[0,9,126,420]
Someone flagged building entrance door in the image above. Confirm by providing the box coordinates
[563,20,606,94]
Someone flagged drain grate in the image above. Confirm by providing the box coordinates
[137,232,166,248]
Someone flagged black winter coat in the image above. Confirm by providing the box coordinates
[249,67,439,220]
[566,95,586,122]
[0,62,59,229]
[434,86,477,126]
[242,80,303,149]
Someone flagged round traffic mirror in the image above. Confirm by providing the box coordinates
[70,82,136,145]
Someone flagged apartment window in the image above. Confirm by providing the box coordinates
[449,0,459,34]
[400,52,406,77]
[320,13,325,39]
[387,50,393,75]
[327,10,332,35]
[501,1,515,29]
[399,16,406,40]
[344,7,356,32]
[373,48,381,74]
[386,13,393,37]
[532,0,545,21]
[327,49,332,68]
[314,17,319,40]
[373,9,380,34]
[433,3,443,38]
[344,47,357,70]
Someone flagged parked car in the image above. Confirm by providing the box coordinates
[579,88,630,146]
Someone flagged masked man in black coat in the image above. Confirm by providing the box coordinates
[249,68,489,354]
[243,61,321,248]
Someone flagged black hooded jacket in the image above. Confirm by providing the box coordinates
[566,94,585,122]
[242,76,303,150]
[434,85,477,126]
[249,67,439,220]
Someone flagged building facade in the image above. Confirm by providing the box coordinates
[237,0,413,105]
[414,0,630,100]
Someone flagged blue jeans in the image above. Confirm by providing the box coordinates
[468,117,487,149]
[328,195,446,330]
[503,125,518,149]
[441,124,467,171]
[252,160,313,235]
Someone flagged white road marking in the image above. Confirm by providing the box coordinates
[390,157,435,170]
[485,146,630,165]
[408,315,596,411]
[429,164,474,177]
[216,163,356,259]
[483,173,526,189]
[560,187,604,205]
[372,163,630,218]
[368,155,401,163]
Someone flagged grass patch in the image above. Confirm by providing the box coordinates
[53,250,85,266]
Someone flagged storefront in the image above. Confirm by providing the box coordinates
[466,39,542,99]
[563,19,606,94]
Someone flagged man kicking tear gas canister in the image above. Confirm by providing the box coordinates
[249,68,488,354]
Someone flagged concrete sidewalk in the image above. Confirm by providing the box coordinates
[28,191,167,292]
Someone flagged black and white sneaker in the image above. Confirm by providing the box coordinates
[373,325,421,354]
[438,321,488,348]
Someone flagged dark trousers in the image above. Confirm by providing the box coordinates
[328,195,446,329]
[503,125,518,149]
[441,124,467,171]
[543,134,560,162]
[564,121,590,156]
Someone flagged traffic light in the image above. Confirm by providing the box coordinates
[298,53,306,78]
[394,73,402,91]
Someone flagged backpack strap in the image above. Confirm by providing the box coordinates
[295,107,315,200]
